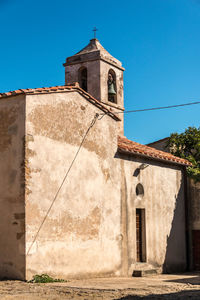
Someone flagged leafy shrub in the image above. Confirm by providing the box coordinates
[28,274,65,283]
[168,126,200,182]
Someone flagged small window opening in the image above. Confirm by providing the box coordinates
[136,183,144,197]
[108,69,117,103]
[79,67,87,92]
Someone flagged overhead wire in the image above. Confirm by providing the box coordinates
[99,101,200,115]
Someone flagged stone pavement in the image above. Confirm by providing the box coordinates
[0,273,200,299]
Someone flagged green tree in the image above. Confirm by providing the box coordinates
[167,127,200,182]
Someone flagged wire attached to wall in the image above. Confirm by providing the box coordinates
[27,113,99,255]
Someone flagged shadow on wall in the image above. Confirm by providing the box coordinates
[117,289,200,299]
[163,176,187,273]
[0,99,26,280]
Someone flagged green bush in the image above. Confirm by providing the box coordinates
[168,126,200,182]
[28,274,65,283]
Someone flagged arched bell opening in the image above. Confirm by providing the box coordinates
[78,67,88,92]
[108,69,117,103]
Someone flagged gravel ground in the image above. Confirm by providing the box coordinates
[0,273,200,299]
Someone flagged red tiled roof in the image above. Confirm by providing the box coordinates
[0,83,120,121]
[118,136,192,166]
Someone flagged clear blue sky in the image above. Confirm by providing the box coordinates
[0,0,199,144]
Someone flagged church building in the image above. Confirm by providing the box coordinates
[0,38,191,280]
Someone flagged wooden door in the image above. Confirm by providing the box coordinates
[136,209,142,262]
[192,230,200,270]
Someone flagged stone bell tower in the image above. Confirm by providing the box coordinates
[63,38,125,131]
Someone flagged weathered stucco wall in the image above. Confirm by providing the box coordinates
[147,138,200,271]
[119,154,186,274]
[0,95,25,280]
[0,91,188,280]
[25,91,122,280]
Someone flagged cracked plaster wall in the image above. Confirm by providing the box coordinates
[120,155,186,274]
[0,91,188,280]
[25,91,122,279]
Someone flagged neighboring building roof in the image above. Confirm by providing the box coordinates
[147,137,170,153]
[0,83,120,121]
[118,136,192,166]
[147,137,169,147]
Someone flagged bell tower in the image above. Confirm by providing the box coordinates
[63,38,125,131]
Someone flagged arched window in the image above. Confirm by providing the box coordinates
[108,69,117,103]
[78,67,87,92]
[136,183,144,197]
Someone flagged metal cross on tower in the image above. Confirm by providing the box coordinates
[93,27,98,39]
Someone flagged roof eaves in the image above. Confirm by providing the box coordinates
[118,147,191,167]
[0,84,120,121]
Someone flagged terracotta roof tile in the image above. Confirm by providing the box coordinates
[0,83,120,121]
[118,136,192,166]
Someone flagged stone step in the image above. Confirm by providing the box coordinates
[132,268,159,277]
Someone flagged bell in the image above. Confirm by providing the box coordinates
[108,83,116,95]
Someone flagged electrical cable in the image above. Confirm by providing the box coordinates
[27,113,99,255]
[99,101,200,115]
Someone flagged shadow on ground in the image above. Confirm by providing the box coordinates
[117,289,200,299]
[164,273,200,285]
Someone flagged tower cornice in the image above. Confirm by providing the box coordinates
[63,53,125,71]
